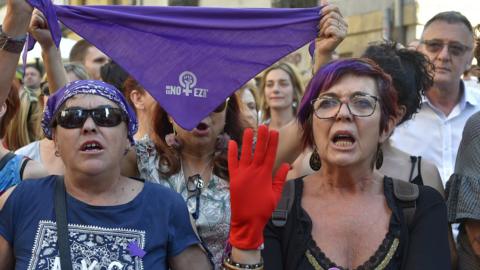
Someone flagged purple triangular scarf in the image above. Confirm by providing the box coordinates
[28,1,321,130]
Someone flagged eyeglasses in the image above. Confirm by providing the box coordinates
[311,93,378,119]
[54,106,127,129]
[213,97,230,113]
[421,39,472,57]
[186,174,204,220]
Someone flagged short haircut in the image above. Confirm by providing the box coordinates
[69,39,93,63]
[25,63,44,77]
[424,11,473,34]
[100,61,129,93]
[297,58,398,150]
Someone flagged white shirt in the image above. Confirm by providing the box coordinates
[391,83,480,185]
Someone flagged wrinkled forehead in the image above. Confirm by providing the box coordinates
[62,94,119,109]
[321,74,379,97]
[421,21,474,45]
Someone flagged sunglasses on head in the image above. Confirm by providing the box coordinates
[54,106,127,129]
[213,97,230,113]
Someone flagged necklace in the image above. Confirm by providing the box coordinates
[181,155,214,191]
[181,155,214,220]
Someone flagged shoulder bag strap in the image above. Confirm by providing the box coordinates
[0,152,16,171]
[271,179,296,227]
[416,156,422,179]
[55,176,73,270]
[19,157,30,180]
[407,156,417,182]
[392,178,419,227]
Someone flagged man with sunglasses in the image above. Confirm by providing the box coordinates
[391,11,479,186]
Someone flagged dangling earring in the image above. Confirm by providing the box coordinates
[309,147,321,171]
[375,147,383,170]
[54,149,60,157]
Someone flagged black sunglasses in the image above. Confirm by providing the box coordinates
[54,106,127,129]
[213,97,230,113]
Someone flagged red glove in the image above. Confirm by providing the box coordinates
[228,125,290,250]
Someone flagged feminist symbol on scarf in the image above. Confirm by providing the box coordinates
[179,71,196,96]
[165,71,209,98]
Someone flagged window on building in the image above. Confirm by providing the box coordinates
[169,0,199,6]
[272,0,318,8]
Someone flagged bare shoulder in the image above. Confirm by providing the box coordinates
[420,159,445,198]
[22,159,49,180]
[0,186,16,210]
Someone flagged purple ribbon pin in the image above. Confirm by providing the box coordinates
[127,240,146,258]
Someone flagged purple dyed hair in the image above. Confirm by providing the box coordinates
[297,58,398,150]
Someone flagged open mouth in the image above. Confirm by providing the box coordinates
[196,122,209,131]
[436,67,450,72]
[80,141,104,152]
[331,133,356,147]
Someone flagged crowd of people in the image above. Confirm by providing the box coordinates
[0,0,480,269]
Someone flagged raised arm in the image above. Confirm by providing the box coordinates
[312,2,347,74]
[0,0,33,104]
[228,126,289,268]
[28,9,68,93]
[274,120,304,171]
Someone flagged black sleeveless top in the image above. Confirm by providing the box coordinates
[263,176,451,270]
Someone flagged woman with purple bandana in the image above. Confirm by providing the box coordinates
[0,5,211,265]
[0,81,211,269]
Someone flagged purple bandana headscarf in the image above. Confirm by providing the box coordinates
[42,80,138,145]
[28,0,322,130]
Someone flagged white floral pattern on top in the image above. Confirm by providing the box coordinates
[28,220,145,270]
[136,136,230,269]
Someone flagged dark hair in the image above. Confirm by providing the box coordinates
[0,80,20,138]
[362,42,433,125]
[25,63,44,77]
[297,58,398,150]
[150,95,248,180]
[101,60,129,93]
[69,39,93,63]
[424,11,473,34]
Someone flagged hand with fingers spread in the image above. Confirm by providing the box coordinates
[228,125,290,250]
